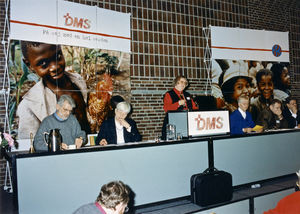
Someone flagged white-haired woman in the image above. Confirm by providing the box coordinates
[95,101,141,145]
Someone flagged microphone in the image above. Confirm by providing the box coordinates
[179,93,187,108]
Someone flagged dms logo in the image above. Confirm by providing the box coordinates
[194,114,223,130]
[64,13,91,29]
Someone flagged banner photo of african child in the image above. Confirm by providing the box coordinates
[212,59,291,123]
[9,40,131,140]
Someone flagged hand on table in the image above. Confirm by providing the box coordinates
[243,128,253,133]
[100,139,108,146]
[75,137,83,149]
[61,143,68,150]
[61,138,83,150]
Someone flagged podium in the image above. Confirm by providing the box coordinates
[167,110,230,138]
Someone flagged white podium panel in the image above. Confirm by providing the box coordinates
[188,111,230,137]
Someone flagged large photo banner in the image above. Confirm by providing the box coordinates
[211,26,291,123]
[9,0,131,141]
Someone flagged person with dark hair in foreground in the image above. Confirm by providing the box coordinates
[73,180,130,214]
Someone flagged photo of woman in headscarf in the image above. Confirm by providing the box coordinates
[218,60,253,113]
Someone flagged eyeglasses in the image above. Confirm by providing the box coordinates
[124,206,129,213]
[62,107,73,113]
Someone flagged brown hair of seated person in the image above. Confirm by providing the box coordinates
[96,180,130,213]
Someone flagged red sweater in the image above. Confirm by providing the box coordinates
[163,88,198,112]
[263,191,300,214]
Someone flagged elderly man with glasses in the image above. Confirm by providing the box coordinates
[33,94,86,151]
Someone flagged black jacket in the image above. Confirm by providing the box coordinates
[95,117,141,145]
[282,107,300,128]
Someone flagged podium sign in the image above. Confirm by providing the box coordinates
[188,111,230,137]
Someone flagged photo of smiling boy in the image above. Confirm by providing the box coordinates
[17,41,91,139]
[250,68,274,123]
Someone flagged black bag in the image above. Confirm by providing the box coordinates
[191,138,233,206]
[191,168,233,206]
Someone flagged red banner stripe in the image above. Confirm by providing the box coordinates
[10,19,131,40]
[211,46,289,53]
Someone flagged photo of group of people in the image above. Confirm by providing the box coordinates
[8,40,131,139]
[8,40,293,140]
[212,59,291,122]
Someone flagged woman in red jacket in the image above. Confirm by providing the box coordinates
[161,75,198,139]
[163,75,198,112]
